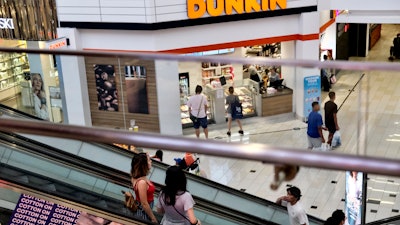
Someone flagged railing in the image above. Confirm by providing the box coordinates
[0,117,398,177]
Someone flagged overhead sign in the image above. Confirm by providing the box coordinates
[187,0,287,19]
[0,18,14,29]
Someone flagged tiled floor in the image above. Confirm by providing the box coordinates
[148,24,400,223]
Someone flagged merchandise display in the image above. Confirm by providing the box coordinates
[0,43,30,100]
[201,62,233,86]
[224,86,256,117]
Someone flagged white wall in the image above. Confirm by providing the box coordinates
[320,21,337,59]
[56,0,317,23]
[79,14,305,52]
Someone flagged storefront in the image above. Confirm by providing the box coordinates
[0,0,62,122]
[56,0,320,135]
[178,44,293,128]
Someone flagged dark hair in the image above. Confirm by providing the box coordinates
[332,210,345,223]
[287,186,302,200]
[155,150,163,161]
[228,86,234,94]
[328,91,336,99]
[323,55,328,60]
[130,153,150,179]
[195,85,202,94]
[161,166,187,206]
[324,217,337,225]
[312,101,319,108]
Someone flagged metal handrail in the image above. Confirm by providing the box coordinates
[0,117,399,177]
[0,47,400,72]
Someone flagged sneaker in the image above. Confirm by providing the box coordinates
[227,131,231,136]
[239,130,244,135]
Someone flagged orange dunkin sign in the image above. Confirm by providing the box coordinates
[187,0,287,19]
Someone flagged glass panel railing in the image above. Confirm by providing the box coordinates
[0,136,283,225]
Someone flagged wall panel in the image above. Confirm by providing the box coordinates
[85,57,160,132]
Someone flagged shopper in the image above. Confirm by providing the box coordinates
[151,149,163,162]
[331,210,345,225]
[324,92,340,147]
[307,102,325,149]
[31,73,49,120]
[128,153,158,223]
[268,67,280,83]
[393,33,400,58]
[225,86,244,136]
[276,186,309,225]
[187,85,209,139]
[157,166,201,225]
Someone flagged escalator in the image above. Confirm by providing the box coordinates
[0,133,272,225]
[0,104,325,225]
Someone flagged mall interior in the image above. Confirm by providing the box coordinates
[0,0,399,224]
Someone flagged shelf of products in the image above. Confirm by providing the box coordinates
[224,86,256,117]
[201,62,234,86]
[0,49,30,99]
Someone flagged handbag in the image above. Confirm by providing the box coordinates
[123,190,138,212]
[230,98,243,119]
[172,205,199,225]
[190,96,204,123]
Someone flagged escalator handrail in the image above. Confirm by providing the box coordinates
[365,215,400,225]
[0,104,44,121]
[0,133,280,225]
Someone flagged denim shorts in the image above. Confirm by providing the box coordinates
[193,117,208,129]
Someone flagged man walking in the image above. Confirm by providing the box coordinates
[276,186,309,225]
[324,92,339,147]
[307,102,325,149]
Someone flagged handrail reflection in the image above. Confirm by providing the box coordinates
[0,47,400,72]
[0,117,398,177]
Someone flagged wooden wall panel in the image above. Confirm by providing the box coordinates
[85,57,160,132]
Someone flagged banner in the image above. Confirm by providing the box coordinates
[303,76,321,119]
[8,194,123,225]
[345,171,366,225]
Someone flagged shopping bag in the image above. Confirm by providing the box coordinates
[332,131,341,147]
[313,143,330,151]
[230,101,243,119]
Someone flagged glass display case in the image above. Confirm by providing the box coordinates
[180,95,214,128]
[224,86,256,118]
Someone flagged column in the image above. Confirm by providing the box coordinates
[56,28,92,126]
[294,11,320,120]
[154,60,183,135]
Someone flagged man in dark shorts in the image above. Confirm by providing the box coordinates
[324,92,340,147]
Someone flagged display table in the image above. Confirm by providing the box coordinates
[261,88,293,116]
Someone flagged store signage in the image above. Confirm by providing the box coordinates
[0,18,14,29]
[187,0,287,19]
[47,38,67,49]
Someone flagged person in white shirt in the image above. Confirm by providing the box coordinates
[276,186,309,225]
[187,85,209,139]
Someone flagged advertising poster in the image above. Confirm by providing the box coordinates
[345,171,365,225]
[31,73,49,120]
[304,76,321,119]
[8,194,123,225]
[94,65,118,111]
[125,65,149,114]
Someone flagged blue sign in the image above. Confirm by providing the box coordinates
[304,76,321,119]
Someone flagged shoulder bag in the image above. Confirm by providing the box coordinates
[123,187,138,212]
[230,96,243,119]
[172,205,199,225]
[190,96,204,123]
